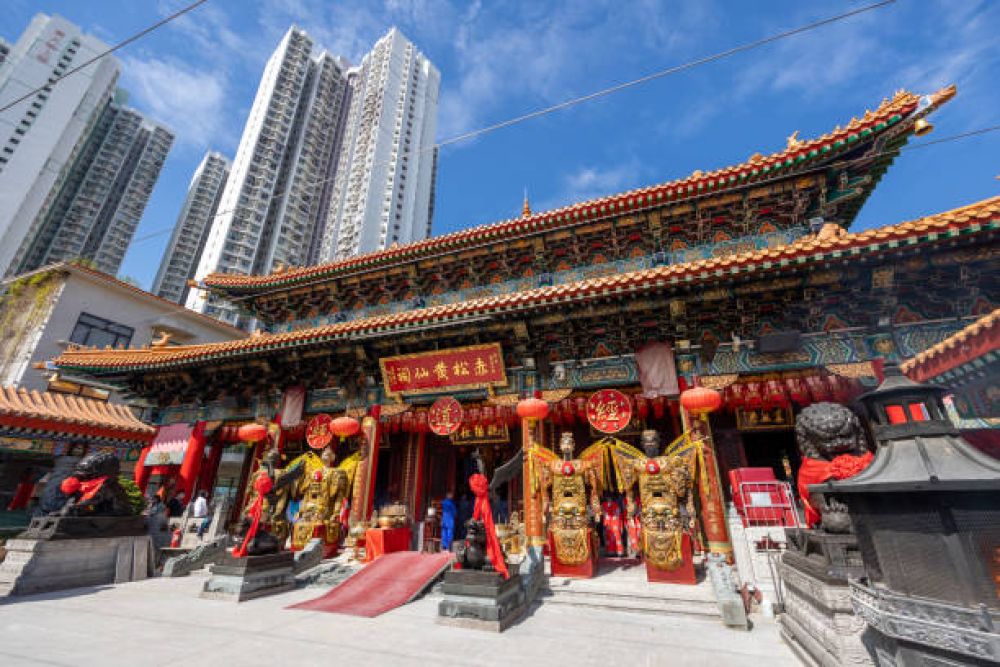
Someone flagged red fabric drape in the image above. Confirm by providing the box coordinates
[7,471,35,510]
[796,452,873,527]
[469,473,509,579]
[232,473,273,558]
[60,475,109,502]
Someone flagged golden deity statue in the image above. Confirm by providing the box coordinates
[291,446,350,554]
[617,430,696,571]
[540,432,601,568]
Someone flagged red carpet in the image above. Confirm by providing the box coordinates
[289,551,453,617]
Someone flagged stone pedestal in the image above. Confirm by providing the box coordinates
[777,531,873,666]
[851,579,1000,666]
[201,552,295,602]
[0,533,152,597]
[438,569,526,632]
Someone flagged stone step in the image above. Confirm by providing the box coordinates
[540,588,721,618]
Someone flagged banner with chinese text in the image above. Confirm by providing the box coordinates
[380,343,506,398]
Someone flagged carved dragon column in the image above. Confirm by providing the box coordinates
[521,416,545,547]
[682,407,734,562]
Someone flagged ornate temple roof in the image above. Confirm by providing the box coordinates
[902,307,1000,383]
[198,86,956,296]
[0,385,155,443]
[51,194,998,375]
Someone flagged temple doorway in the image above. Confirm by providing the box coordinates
[740,430,800,484]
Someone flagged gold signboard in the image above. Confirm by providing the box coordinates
[380,343,507,398]
[736,407,795,431]
[451,423,510,446]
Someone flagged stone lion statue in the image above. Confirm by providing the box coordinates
[41,450,133,517]
[794,402,871,533]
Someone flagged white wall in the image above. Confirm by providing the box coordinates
[17,271,243,391]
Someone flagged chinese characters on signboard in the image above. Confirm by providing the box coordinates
[586,389,633,434]
[736,407,795,431]
[428,397,463,436]
[451,423,510,445]
[380,343,506,397]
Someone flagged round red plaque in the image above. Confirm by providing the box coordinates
[306,413,334,450]
[428,397,463,436]
[586,389,633,434]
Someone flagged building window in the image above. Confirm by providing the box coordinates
[69,312,134,349]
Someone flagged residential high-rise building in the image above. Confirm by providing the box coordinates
[186,28,350,323]
[152,152,231,304]
[0,14,173,278]
[320,28,440,261]
[14,97,174,275]
[0,14,120,277]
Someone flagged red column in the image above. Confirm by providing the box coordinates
[411,431,428,519]
[197,438,224,498]
[177,421,206,502]
[134,443,152,494]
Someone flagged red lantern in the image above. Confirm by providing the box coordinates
[480,405,495,426]
[725,383,745,409]
[330,415,360,441]
[744,381,764,409]
[517,397,549,422]
[785,376,810,406]
[238,423,267,443]
[680,386,723,415]
[465,406,481,426]
[388,414,401,433]
[574,396,588,418]
[401,411,414,433]
[417,410,429,433]
[635,396,649,420]
[763,379,788,408]
[805,375,831,402]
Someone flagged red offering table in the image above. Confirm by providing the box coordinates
[645,533,696,584]
[364,527,412,562]
[548,530,599,578]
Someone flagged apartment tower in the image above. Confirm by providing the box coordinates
[185,28,350,323]
[152,151,231,304]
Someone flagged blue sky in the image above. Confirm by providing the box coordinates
[5,0,998,288]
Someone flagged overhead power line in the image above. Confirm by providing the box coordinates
[438,0,898,148]
[0,0,211,114]
[129,0,901,247]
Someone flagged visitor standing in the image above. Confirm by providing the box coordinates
[440,492,456,551]
[192,490,210,538]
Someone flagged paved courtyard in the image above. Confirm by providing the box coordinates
[0,573,798,666]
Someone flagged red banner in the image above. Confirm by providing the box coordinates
[428,397,463,436]
[380,343,506,397]
[587,389,633,434]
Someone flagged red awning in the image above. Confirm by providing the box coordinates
[144,423,193,467]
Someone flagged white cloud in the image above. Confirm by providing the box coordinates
[121,56,230,149]
[537,161,642,211]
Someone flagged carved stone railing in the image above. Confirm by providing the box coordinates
[850,579,999,662]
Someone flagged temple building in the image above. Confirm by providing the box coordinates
[43,85,997,558]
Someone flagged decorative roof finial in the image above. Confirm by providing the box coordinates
[522,188,531,217]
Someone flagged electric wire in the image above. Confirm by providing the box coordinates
[0,0,211,114]
[126,0,901,247]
